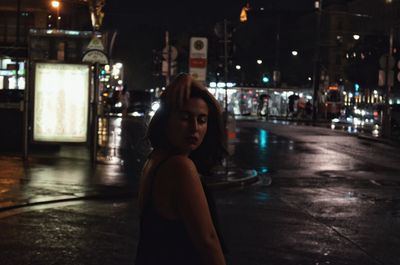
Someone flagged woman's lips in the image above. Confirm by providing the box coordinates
[186,136,199,144]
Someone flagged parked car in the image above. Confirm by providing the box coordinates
[127,90,152,120]
[391,104,400,129]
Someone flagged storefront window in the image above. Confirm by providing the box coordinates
[0,59,26,90]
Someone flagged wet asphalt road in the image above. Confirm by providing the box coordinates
[1,119,400,265]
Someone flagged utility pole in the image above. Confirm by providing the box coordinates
[273,15,281,88]
[382,26,394,139]
[312,0,322,124]
[165,31,172,86]
[15,0,21,90]
[223,19,229,114]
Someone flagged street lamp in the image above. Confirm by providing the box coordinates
[382,0,395,138]
[51,0,61,29]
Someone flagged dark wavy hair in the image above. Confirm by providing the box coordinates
[147,73,227,174]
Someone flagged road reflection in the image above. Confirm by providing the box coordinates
[330,119,381,137]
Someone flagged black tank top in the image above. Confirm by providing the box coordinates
[135,159,227,265]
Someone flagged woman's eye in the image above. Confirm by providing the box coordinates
[179,113,190,120]
[198,116,208,124]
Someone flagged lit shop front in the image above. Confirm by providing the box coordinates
[0,58,26,91]
[0,58,26,151]
[207,86,313,117]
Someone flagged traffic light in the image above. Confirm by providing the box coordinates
[262,73,270,84]
[354,82,360,96]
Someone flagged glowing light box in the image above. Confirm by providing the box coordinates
[33,63,90,142]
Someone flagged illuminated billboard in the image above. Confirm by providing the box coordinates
[33,63,90,142]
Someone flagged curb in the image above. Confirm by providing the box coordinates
[0,175,259,213]
[207,175,260,190]
[0,191,137,213]
[205,168,260,190]
[356,134,400,147]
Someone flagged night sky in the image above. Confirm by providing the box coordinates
[101,0,345,89]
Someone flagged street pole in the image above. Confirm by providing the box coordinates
[16,0,21,90]
[273,15,280,88]
[312,0,322,125]
[91,63,100,166]
[16,0,20,44]
[223,18,230,181]
[17,0,28,160]
[223,19,229,114]
[165,31,171,86]
[382,27,393,139]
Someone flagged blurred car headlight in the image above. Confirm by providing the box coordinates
[130,111,143,117]
[151,101,160,111]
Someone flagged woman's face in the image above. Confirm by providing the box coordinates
[166,97,209,155]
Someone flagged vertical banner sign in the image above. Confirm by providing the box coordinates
[33,63,90,142]
[189,37,208,82]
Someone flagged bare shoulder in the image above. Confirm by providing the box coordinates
[164,155,196,172]
[162,155,200,185]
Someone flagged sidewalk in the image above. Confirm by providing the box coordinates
[0,144,259,213]
[6,114,397,213]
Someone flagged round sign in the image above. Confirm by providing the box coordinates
[194,40,204,50]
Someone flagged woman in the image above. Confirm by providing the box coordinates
[135,73,227,265]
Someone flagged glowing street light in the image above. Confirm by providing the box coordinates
[353,34,360,40]
[291,50,298,56]
[256,59,263,64]
[51,1,61,29]
[51,0,59,8]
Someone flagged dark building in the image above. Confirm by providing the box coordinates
[0,0,94,152]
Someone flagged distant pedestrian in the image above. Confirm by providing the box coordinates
[135,73,227,265]
[305,100,312,118]
[257,94,269,119]
[287,94,299,118]
[120,84,130,117]
[297,97,306,118]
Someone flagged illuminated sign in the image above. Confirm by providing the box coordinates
[33,63,90,142]
[189,37,208,82]
[328,85,338,91]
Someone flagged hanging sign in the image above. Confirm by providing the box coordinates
[82,50,109,64]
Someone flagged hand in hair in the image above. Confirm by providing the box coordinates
[165,73,207,109]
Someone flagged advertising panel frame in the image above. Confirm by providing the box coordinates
[31,61,91,144]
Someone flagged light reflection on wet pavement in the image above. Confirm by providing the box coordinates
[1,118,400,264]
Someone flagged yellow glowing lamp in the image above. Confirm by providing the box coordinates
[51,1,60,8]
[240,7,248,22]
[240,3,251,22]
